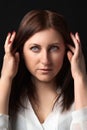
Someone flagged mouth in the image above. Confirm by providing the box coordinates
[38,68,52,73]
[40,69,52,71]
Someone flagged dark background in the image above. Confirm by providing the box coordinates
[0,0,87,69]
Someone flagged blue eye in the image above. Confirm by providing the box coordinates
[30,46,40,52]
[49,46,59,52]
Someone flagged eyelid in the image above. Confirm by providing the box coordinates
[49,45,59,51]
[30,46,40,52]
[30,44,60,52]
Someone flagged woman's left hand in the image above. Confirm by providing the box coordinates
[67,32,86,80]
[67,32,87,109]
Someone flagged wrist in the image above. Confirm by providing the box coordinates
[0,74,13,82]
[74,74,87,84]
[0,75,13,101]
[0,77,12,114]
[74,74,87,110]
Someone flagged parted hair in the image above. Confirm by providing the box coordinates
[9,9,74,117]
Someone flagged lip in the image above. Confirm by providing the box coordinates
[37,68,52,74]
[39,68,52,71]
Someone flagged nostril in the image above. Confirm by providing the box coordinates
[41,50,51,65]
[41,58,51,65]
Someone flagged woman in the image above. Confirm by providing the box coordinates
[0,9,87,130]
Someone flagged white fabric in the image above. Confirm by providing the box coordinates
[0,99,87,130]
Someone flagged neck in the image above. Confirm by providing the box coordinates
[31,77,59,123]
[32,77,58,105]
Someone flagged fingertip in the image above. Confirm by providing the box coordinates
[12,30,16,34]
[70,32,74,38]
[7,31,16,37]
[76,32,79,35]
[75,32,80,37]
[7,32,11,35]
[70,32,73,36]
[75,32,80,43]
[7,32,11,39]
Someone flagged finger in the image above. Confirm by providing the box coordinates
[75,32,81,44]
[4,31,16,54]
[75,32,82,54]
[9,31,16,43]
[70,32,80,56]
[4,33,11,53]
[5,32,11,47]
[67,44,75,54]
[70,32,79,50]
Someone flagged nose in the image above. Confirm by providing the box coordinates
[41,50,51,66]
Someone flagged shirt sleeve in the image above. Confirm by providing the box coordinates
[70,107,87,130]
[0,114,9,130]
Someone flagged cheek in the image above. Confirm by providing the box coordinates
[54,52,65,69]
[23,54,32,67]
[23,53,37,72]
[56,58,64,68]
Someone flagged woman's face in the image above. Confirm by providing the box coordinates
[23,29,66,82]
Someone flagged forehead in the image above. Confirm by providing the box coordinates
[24,29,64,46]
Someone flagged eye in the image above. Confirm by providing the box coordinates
[49,46,59,52]
[30,46,40,52]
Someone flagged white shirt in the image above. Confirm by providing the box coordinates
[0,98,87,130]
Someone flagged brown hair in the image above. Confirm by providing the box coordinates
[9,9,74,116]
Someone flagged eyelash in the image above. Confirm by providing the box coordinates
[30,45,59,52]
[49,46,59,52]
[30,46,40,52]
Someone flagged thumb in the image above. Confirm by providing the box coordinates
[67,51,73,62]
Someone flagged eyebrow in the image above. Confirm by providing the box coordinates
[48,42,61,46]
[29,43,40,47]
[29,42,62,46]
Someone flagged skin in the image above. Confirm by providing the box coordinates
[67,33,87,110]
[23,29,65,84]
[23,29,66,122]
[0,28,87,122]
[0,31,19,114]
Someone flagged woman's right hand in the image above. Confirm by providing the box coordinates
[1,31,20,80]
[0,31,20,114]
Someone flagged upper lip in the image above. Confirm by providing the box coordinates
[39,68,52,70]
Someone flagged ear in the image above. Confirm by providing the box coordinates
[67,51,73,63]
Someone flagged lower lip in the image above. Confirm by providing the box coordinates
[39,69,52,73]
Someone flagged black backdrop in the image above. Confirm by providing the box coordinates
[0,0,87,69]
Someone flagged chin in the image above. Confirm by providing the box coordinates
[36,76,55,83]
